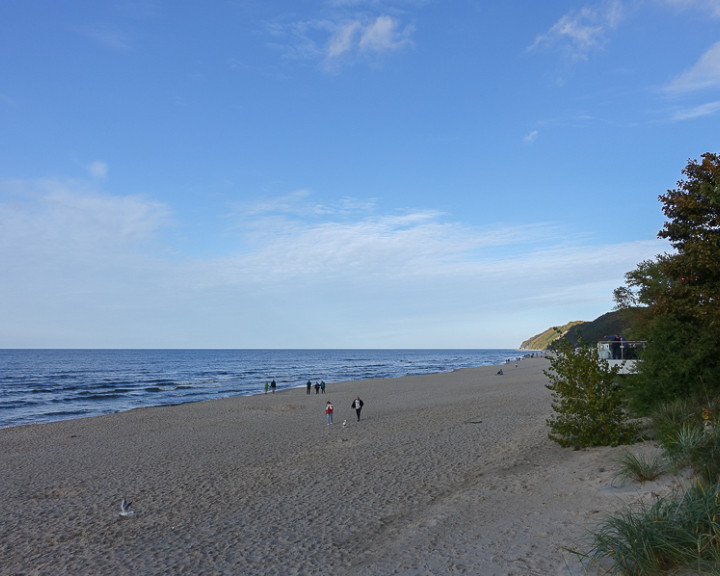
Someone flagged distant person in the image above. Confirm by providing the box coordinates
[325,401,334,425]
[351,396,364,421]
[271,379,277,393]
[315,382,321,394]
[265,381,269,394]
[321,381,326,394]
[306,380,312,395]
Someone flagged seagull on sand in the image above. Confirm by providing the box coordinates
[342,419,347,427]
[119,498,135,517]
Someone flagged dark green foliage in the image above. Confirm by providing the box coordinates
[615,153,720,413]
[580,154,720,575]
[544,339,637,447]
[563,309,642,347]
[626,315,720,414]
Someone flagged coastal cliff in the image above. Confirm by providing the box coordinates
[520,309,642,350]
[519,321,584,350]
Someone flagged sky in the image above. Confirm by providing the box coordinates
[1,0,718,349]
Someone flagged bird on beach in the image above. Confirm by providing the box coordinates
[119,498,135,517]
[342,420,347,427]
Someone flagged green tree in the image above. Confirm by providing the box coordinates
[544,339,636,447]
[615,153,720,413]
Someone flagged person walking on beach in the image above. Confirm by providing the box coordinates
[271,380,276,393]
[320,380,326,394]
[315,382,320,394]
[351,396,364,421]
[325,401,334,425]
[265,381,269,394]
[306,380,312,394]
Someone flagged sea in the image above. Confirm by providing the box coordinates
[0,349,527,429]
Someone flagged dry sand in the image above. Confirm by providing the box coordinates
[0,357,682,575]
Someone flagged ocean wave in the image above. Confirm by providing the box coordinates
[0,349,525,429]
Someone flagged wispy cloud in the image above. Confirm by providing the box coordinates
[0,178,171,259]
[664,40,720,93]
[268,4,415,71]
[528,0,625,59]
[237,190,376,220]
[0,180,666,347]
[86,161,109,180]
[322,15,414,69]
[659,0,720,17]
[523,130,539,144]
[669,100,720,120]
[327,21,362,58]
[358,15,413,53]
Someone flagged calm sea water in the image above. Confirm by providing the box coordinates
[0,349,525,429]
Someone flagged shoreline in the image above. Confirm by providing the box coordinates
[0,348,532,430]
[0,357,670,575]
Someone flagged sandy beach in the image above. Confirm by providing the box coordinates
[0,357,678,576]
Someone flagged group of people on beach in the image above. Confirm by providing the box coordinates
[264,380,277,394]
[307,380,326,394]
[264,378,364,425]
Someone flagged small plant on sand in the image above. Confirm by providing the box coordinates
[652,398,700,441]
[663,423,705,466]
[653,398,720,484]
[663,423,720,484]
[614,450,666,483]
[544,338,637,447]
[578,482,720,576]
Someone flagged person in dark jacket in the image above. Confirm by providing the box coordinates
[351,396,364,421]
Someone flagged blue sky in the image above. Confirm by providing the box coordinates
[1,0,718,349]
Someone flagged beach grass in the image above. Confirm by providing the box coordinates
[576,394,720,575]
[655,399,720,485]
[580,482,720,575]
[613,450,667,484]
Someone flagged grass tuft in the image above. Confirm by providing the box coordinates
[579,483,720,575]
[614,450,666,483]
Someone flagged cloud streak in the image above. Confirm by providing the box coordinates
[670,100,720,120]
[0,180,667,347]
[660,0,720,18]
[665,41,720,93]
[528,0,625,59]
[268,3,414,71]
[322,15,414,69]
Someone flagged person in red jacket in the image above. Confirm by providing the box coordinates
[325,401,334,425]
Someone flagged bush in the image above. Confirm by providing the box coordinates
[544,339,637,447]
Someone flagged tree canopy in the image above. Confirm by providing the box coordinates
[615,153,720,412]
